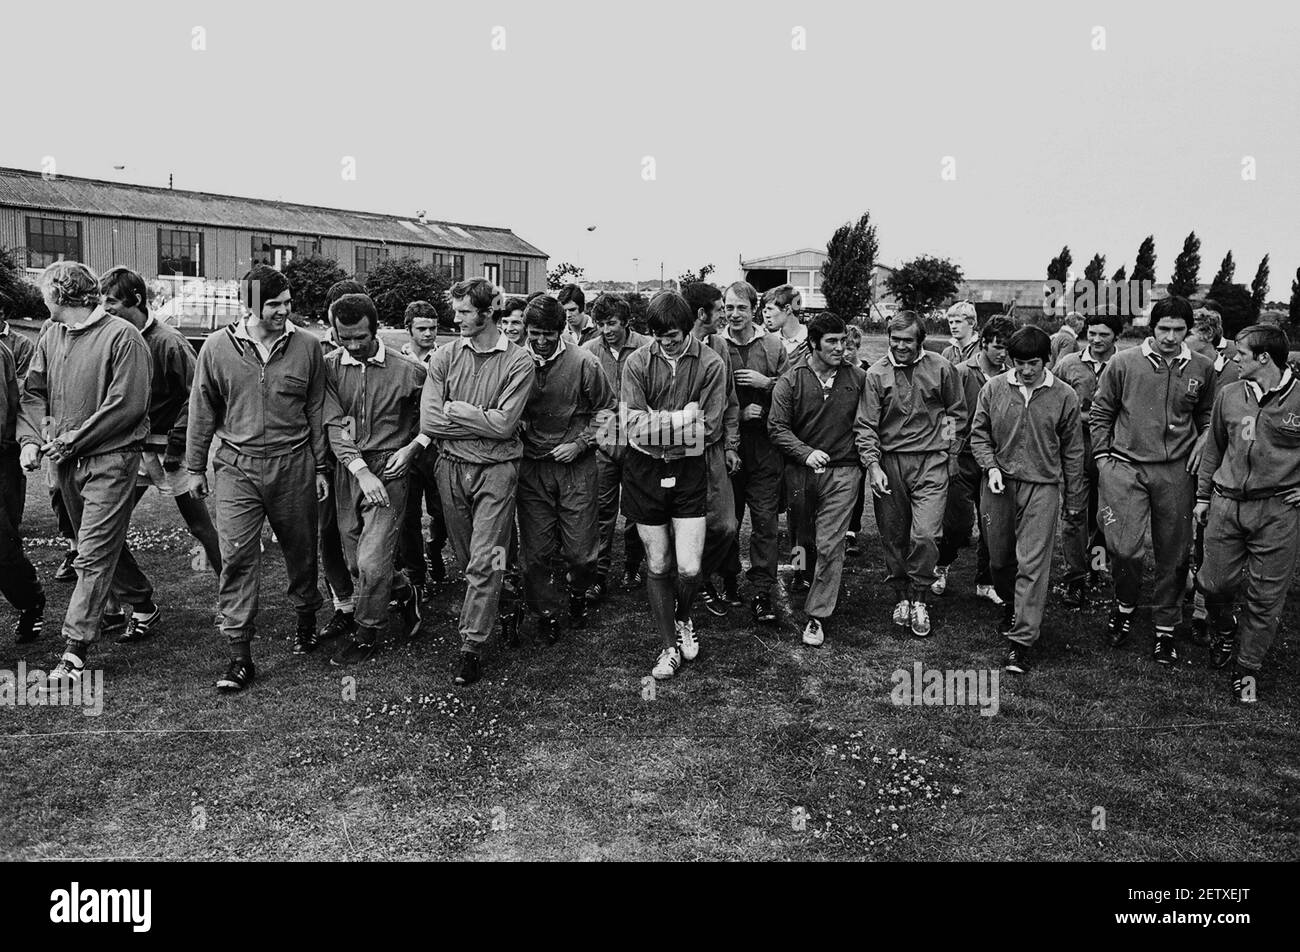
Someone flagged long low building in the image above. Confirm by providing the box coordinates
[0,166,547,293]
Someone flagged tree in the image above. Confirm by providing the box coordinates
[1289,266,1300,327]
[1131,235,1157,313]
[546,261,584,291]
[1209,283,1254,339]
[676,264,716,286]
[1109,264,1128,318]
[363,257,452,328]
[281,254,349,322]
[1250,254,1270,318]
[623,291,649,334]
[884,255,964,314]
[1168,231,1201,298]
[1046,246,1072,312]
[1208,250,1235,297]
[0,245,50,322]
[1080,253,1106,313]
[821,211,879,320]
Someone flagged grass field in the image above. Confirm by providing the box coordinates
[1,334,1296,862]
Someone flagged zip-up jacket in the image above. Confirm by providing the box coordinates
[420,334,535,464]
[522,339,615,459]
[1197,371,1300,501]
[768,360,872,468]
[323,342,427,472]
[970,369,1086,511]
[723,324,789,441]
[1054,348,1112,453]
[954,351,1005,455]
[186,320,327,472]
[941,337,979,366]
[701,332,741,453]
[0,345,18,449]
[621,334,726,460]
[1089,339,1214,463]
[140,318,198,459]
[0,322,35,382]
[585,331,649,457]
[18,311,151,459]
[859,350,966,467]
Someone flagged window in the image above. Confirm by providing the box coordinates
[503,257,527,294]
[296,237,320,259]
[158,228,204,277]
[25,217,83,269]
[483,262,500,286]
[433,253,464,283]
[251,234,300,270]
[355,245,388,281]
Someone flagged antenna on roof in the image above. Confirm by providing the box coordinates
[168,173,173,189]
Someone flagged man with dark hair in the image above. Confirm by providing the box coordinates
[1091,295,1215,665]
[1,290,38,534]
[681,282,741,617]
[586,293,650,595]
[99,267,220,642]
[1196,324,1300,703]
[322,293,428,665]
[769,312,870,646]
[970,326,1084,673]
[516,295,614,642]
[933,315,1013,603]
[398,299,448,601]
[558,284,597,345]
[940,301,979,365]
[421,277,535,686]
[860,311,965,638]
[497,296,527,346]
[720,280,789,618]
[0,339,44,646]
[187,265,329,692]
[621,290,727,679]
[19,262,151,685]
[1052,312,1122,606]
[1049,312,1085,367]
[0,294,35,382]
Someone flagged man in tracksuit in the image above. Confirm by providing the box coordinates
[860,311,966,639]
[516,296,614,642]
[1090,295,1215,665]
[0,289,36,532]
[768,313,870,648]
[683,282,741,618]
[559,284,599,346]
[939,301,980,366]
[98,267,220,643]
[322,294,427,665]
[621,291,727,680]
[421,277,535,687]
[763,286,809,364]
[186,265,329,692]
[970,326,1085,673]
[1195,324,1300,704]
[933,315,1013,604]
[1051,312,1121,607]
[18,261,152,685]
[1049,313,1084,368]
[398,299,449,600]
[1,339,45,645]
[719,280,789,621]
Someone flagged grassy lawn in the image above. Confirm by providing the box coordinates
[1,449,1296,862]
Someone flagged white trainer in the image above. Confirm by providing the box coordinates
[975,584,1005,607]
[892,599,911,626]
[652,646,681,680]
[910,600,932,638]
[930,565,949,597]
[675,619,699,662]
[802,618,825,647]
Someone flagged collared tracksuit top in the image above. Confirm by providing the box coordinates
[420,336,536,464]
[1053,349,1111,453]
[953,352,1005,455]
[323,344,428,470]
[768,361,872,467]
[722,325,790,429]
[140,318,199,459]
[186,321,328,472]
[969,370,1086,511]
[0,345,18,449]
[0,322,35,382]
[1089,341,1215,463]
[700,332,741,454]
[521,341,615,459]
[1196,371,1300,502]
[585,330,650,454]
[940,337,979,367]
[620,334,727,460]
[18,313,151,458]
[858,351,966,467]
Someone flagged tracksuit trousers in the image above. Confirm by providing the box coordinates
[436,456,519,654]
[401,446,448,587]
[702,441,738,580]
[0,448,42,613]
[319,466,353,608]
[212,444,323,644]
[517,454,599,617]
[1198,494,1300,671]
[874,451,950,600]
[595,449,645,580]
[724,428,780,592]
[983,477,1060,646]
[1059,452,1103,585]
[937,452,991,584]
[786,463,862,619]
[1097,457,1194,627]
[335,453,410,630]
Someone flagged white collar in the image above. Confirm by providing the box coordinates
[236,315,296,344]
[888,349,925,369]
[1213,353,1228,373]
[339,338,387,366]
[723,322,767,345]
[67,306,109,331]
[0,321,9,337]
[458,331,509,353]
[528,335,567,366]
[1004,367,1056,396]
[1079,348,1113,370]
[1245,368,1294,402]
[141,314,156,334]
[1140,337,1191,366]
[781,323,807,344]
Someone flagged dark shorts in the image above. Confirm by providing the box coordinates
[621,451,708,526]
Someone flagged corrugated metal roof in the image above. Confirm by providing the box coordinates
[740,247,828,269]
[0,167,546,259]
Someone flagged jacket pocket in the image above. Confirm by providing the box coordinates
[278,372,308,399]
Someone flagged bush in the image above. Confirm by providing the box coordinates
[281,255,350,322]
[363,257,452,329]
[0,246,50,323]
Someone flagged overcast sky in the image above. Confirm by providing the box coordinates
[3,0,1296,291]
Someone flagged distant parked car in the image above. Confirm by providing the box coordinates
[155,293,244,350]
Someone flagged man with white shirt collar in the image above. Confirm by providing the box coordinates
[559,284,599,346]
[970,326,1084,673]
[420,277,535,686]
[763,285,808,364]
[18,262,151,685]
[1090,296,1215,665]
[1195,324,1300,703]
[939,301,980,366]
[186,265,330,691]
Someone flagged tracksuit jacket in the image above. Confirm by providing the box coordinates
[768,361,872,467]
[858,351,966,466]
[419,335,535,464]
[521,340,615,458]
[1089,340,1215,463]
[1197,371,1300,501]
[140,317,198,457]
[323,342,427,468]
[620,335,728,460]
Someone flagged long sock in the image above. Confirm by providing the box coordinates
[646,570,676,648]
[675,572,702,622]
[233,641,252,662]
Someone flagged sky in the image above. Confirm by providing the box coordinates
[3,0,1297,292]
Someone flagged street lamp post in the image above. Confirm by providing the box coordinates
[633,258,639,297]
